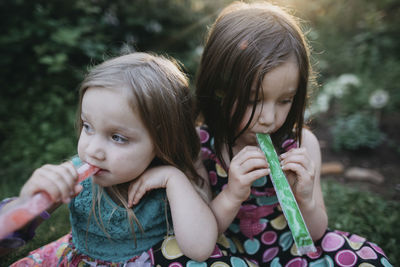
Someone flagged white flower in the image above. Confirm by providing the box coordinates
[369,89,389,109]
[194,46,204,57]
[337,74,361,87]
[323,80,340,97]
[316,93,331,112]
[323,74,360,99]
[306,92,331,118]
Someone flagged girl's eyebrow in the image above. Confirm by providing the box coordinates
[284,89,297,96]
[80,113,88,120]
[280,87,297,96]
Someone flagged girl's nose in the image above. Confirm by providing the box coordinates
[258,104,275,126]
[85,137,105,161]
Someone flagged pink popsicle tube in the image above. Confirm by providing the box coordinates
[0,163,99,240]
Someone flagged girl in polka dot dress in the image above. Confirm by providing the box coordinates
[193,1,393,266]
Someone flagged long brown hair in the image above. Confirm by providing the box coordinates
[195,1,313,162]
[76,52,202,244]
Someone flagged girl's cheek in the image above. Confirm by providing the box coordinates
[239,108,256,130]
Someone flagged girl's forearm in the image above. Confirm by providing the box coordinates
[166,172,218,262]
[299,200,328,241]
[210,189,242,234]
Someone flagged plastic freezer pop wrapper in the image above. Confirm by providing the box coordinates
[0,163,99,240]
[256,133,316,255]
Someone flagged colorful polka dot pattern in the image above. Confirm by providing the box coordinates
[182,126,394,267]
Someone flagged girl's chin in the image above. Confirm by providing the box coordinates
[92,177,110,187]
[243,134,258,145]
[91,170,110,186]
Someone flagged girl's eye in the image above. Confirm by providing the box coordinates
[112,134,128,144]
[82,122,93,133]
[280,98,294,105]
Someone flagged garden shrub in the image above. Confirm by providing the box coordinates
[331,113,385,150]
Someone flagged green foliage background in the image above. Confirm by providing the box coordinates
[0,0,399,265]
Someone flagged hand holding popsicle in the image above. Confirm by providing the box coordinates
[0,162,99,240]
[256,133,316,255]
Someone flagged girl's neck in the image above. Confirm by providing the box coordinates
[105,184,129,207]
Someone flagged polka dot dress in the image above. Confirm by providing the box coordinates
[194,126,393,267]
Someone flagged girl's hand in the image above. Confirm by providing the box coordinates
[226,146,270,204]
[128,166,175,207]
[20,162,81,204]
[280,147,316,204]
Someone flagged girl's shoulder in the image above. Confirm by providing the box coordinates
[301,128,320,148]
[300,128,321,163]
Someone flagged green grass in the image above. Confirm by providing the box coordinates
[1,180,398,265]
[322,179,399,265]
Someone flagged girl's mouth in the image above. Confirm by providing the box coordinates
[93,168,108,176]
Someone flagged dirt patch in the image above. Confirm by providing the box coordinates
[310,111,400,201]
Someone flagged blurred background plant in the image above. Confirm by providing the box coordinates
[0,0,399,265]
[302,0,400,152]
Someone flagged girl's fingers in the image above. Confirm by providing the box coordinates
[132,184,148,205]
[280,147,306,157]
[280,149,310,165]
[245,168,270,182]
[26,175,63,202]
[240,158,269,173]
[281,154,308,170]
[280,149,315,177]
[235,146,261,156]
[285,171,298,189]
[60,162,79,182]
[72,184,83,197]
[233,146,265,164]
[231,147,268,173]
[282,162,305,174]
[128,179,149,207]
[42,171,72,203]
[128,182,140,207]
[53,163,79,196]
[281,158,315,178]
[21,163,79,203]
[282,162,312,184]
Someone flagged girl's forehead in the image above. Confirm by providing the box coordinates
[250,55,299,89]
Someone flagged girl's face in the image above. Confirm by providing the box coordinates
[78,87,156,187]
[236,56,299,148]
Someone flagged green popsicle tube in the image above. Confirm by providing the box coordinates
[256,133,316,255]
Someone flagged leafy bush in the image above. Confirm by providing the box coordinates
[299,0,400,152]
[331,113,385,150]
[0,0,224,198]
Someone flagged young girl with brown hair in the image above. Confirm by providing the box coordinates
[5,52,218,266]
[194,1,392,266]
